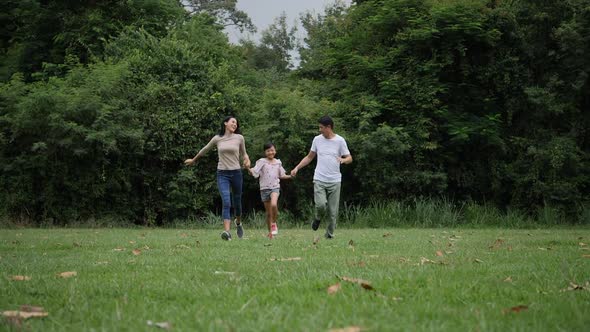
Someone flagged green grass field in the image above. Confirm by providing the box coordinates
[1,227,590,331]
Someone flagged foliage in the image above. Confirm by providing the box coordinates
[1,0,589,224]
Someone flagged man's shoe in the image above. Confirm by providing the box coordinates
[312,219,320,231]
[325,233,334,239]
[221,231,232,241]
[235,220,244,239]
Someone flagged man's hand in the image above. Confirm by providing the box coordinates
[290,167,298,177]
[184,158,195,166]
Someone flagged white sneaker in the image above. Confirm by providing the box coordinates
[271,223,278,235]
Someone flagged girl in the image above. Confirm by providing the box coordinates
[247,142,292,239]
[184,116,251,241]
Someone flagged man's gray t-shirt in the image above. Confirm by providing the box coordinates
[310,134,350,183]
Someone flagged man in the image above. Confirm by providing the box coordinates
[291,116,352,239]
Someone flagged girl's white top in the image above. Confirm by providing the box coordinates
[251,158,287,190]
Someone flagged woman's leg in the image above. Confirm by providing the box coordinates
[216,171,232,232]
[230,170,243,224]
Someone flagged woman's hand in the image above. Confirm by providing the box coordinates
[243,158,251,169]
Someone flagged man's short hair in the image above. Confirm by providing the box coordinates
[318,115,334,129]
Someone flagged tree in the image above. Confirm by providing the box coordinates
[184,0,255,32]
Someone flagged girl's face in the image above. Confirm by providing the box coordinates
[264,146,276,159]
[225,118,238,133]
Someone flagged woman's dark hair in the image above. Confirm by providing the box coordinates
[218,116,241,136]
[263,142,276,151]
[318,115,334,129]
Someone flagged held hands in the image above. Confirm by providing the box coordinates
[290,168,298,177]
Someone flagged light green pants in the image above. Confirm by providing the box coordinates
[313,180,341,237]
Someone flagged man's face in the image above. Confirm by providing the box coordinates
[319,124,332,138]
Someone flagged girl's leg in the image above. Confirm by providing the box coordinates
[263,201,272,233]
[270,192,279,223]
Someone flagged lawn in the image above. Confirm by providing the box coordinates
[1,228,589,331]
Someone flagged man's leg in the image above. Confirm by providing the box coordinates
[325,181,341,238]
[313,181,328,230]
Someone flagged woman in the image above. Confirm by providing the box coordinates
[184,116,251,240]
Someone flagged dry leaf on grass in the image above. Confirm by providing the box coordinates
[147,320,172,330]
[327,283,341,294]
[129,240,136,244]
[270,257,302,262]
[435,250,444,257]
[503,305,528,314]
[579,242,587,247]
[504,276,513,282]
[19,305,45,313]
[383,233,392,238]
[420,257,435,265]
[113,248,125,252]
[3,310,48,319]
[561,281,590,292]
[582,254,590,258]
[339,276,374,290]
[329,326,363,332]
[11,275,31,281]
[489,239,505,250]
[313,236,320,245]
[132,249,141,256]
[57,271,77,278]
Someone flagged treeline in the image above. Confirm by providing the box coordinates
[1,0,588,225]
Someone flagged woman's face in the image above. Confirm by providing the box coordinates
[264,146,276,159]
[225,118,238,133]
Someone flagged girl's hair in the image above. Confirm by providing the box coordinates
[218,116,241,136]
[263,142,276,151]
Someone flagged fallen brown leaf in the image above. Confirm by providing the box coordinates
[132,249,141,256]
[435,250,443,257]
[339,276,374,290]
[3,310,48,319]
[129,240,136,244]
[270,257,302,262]
[420,257,435,265]
[20,305,45,313]
[489,239,505,250]
[562,281,590,291]
[579,242,587,247]
[382,233,392,238]
[329,326,363,332]
[503,276,513,282]
[147,320,172,330]
[11,275,31,281]
[503,305,528,314]
[57,271,77,278]
[327,283,341,295]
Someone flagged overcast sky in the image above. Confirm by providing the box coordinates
[225,0,352,44]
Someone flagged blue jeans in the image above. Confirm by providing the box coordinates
[217,169,243,220]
